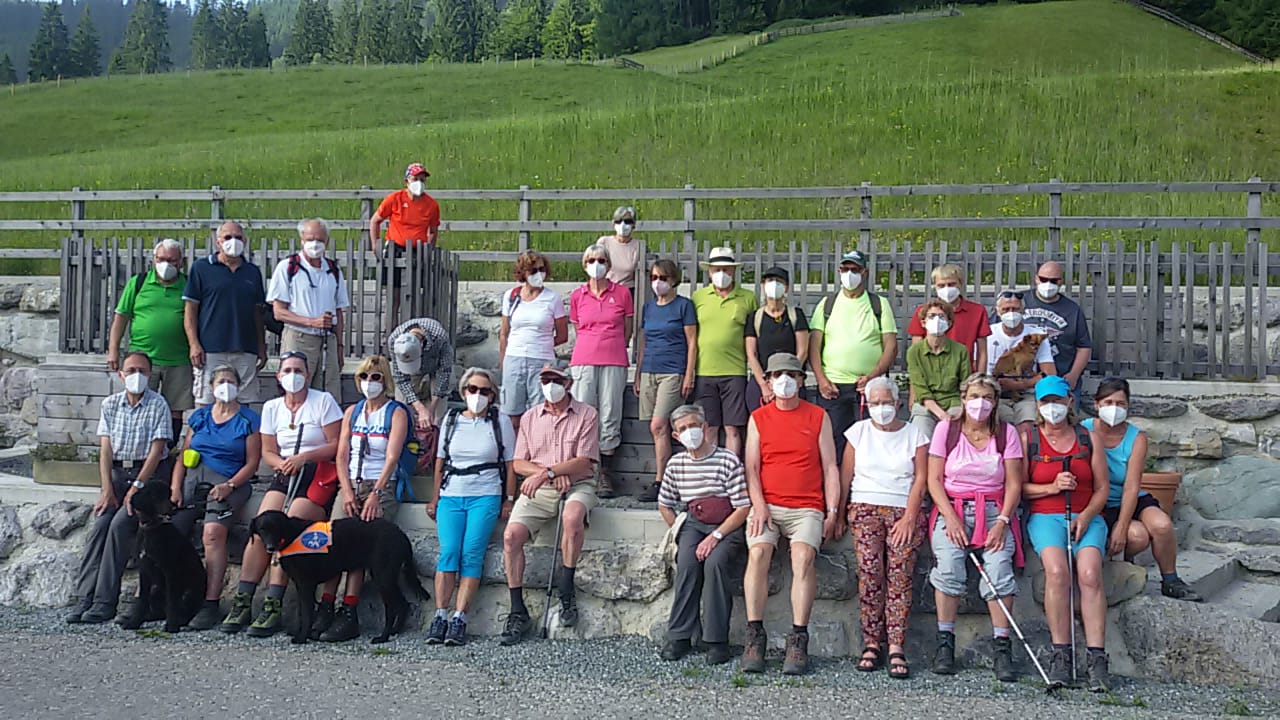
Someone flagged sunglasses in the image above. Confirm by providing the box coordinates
[998,291,1024,300]
[650,274,669,281]
[617,219,636,226]
[220,234,245,241]
[356,372,384,382]
[770,371,804,380]
[464,384,495,396]
[530,266,549,274]
[1037,275,1062,284]
[586,258,608,265]
[279,351,308,363]
[541,377,567,386]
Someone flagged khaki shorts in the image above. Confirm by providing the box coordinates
[638,373,684,423]
[998,396,1038,426]
[281,327,342,401]
[330,480,396,520]
[149,364,194,412]
[508,481,597,539]
[746,503,824,550]
[193,352,260,405]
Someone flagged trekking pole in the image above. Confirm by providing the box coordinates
[967,550,1057,691]
[319,325,330,394]
[1064,486,1077,686]
[540,493,568,639]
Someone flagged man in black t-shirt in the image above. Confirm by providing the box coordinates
[1023,261,1092,400]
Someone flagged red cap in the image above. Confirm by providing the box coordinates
[405,163,429,179]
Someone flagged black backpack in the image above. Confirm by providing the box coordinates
[264,253,341,335]
[438,407,507,492]
[819,290,886,350]
[1027,425,1093,467]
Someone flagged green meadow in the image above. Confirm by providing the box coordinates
[0,0,1276,276]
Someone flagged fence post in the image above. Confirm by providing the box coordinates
[1047,177,1061,257]
[359,185,373,253]
[859,181,873,252]
[518,185,531,252]
[683,184,696,277]
[209,185,223,253]
[70,186,85,244]
[1247,177,1264,379]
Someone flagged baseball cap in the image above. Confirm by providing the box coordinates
[404,162,430,179]
[762,266,790,284]
[538,363,570,381]
[392,333,423,374]
[765,352,804,374]
[1034,375,1072,401]
[840,249,868,267]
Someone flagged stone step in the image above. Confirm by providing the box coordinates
[1207,578,1280,623]
[1174,549,1241,600]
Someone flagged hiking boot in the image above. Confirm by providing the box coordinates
[189,602,223,631]
[80,603,116,624]
[993,636,1017,682]
[660,638,692,661]
[1048,646,1074,687]
[246,597,283,638]
[931,631,957,675]
[740,624,767,673]
[425,614,448,644]
[219,592,254,634]
[782,630,810,675]
[1086,651,1111,693]
[65,598,93,624]
[706,642,733,665]
[596,458,618,499]
[309,602,336,640]
[1161,578,1204,602]
[320,605,360,642]
[444,616,467,647]
[559,596,579,628]
[499,611,533,646]
[635,483,659,503]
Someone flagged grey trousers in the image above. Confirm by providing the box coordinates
[669,517,746,644]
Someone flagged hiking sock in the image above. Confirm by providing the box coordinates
[266,584,287,601]
[434,608,448,620]
[993,627,1011,639]
[202,599,219,609]
[938,621,956,633]
[510,587,527,615]
[792,624,808,635]
[1161,572,1181,584]
[452,610,467,622]
[1087,646,1106,656]
[342,595,359,608]
[1053,643,1071,652]
[558,565,576,600]
[236,581,257,596]
[321,593,336,604]
[747,620,764,632]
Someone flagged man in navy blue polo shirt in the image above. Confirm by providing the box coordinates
[183,220,268,405]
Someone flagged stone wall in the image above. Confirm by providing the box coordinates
[0,277,58,450]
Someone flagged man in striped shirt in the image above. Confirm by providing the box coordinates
[657,404,750,665]
[388,317,455,430]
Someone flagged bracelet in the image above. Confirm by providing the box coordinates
[996,515,1011,525]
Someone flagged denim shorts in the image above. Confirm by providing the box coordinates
[501,355,547,416]
[1027,512,1107,555]
[929,500,1017,600]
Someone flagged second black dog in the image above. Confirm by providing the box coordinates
[249,510,429,644]
[119,481,207,632]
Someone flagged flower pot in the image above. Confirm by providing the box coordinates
[1140,472,1182,512]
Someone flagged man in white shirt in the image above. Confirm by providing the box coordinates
[986,290,1056,435]
[267,218,350,399]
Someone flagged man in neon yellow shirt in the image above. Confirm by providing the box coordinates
[808,250,898,463]
[692,247,758,457]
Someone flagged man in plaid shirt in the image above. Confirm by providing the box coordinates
[388,317,455,430]
[67,352,175,625]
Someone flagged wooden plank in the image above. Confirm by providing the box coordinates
[1260,244,1270,379]
[1221,243,1231,373]
[1208,242,1219,376]
[1243,241,1255,377]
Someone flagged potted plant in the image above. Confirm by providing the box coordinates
[1140,457,1182,512]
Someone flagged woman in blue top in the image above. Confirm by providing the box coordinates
[170,364,262,630]
[1082,377,1201,602]
[633,258,698,501]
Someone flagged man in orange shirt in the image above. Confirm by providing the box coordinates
[370,162,441,328]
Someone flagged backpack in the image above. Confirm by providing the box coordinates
[506,286,524,316]
[1027,425,1093,467]
[945,419,1010,457]
[349,398,420,502]
[438,406,507,493]
[753,305,798,336]
[264,253,342,335]
[819,291,887,355]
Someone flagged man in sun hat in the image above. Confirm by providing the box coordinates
[370,163,442,328]
[691,246,758,457]
[387,317,454,430]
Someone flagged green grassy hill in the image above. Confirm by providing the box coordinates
[0,0,1276,270]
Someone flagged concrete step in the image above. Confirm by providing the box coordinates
[1209,578,1280,623]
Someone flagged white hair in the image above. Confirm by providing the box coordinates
[864,375,899,402]
[670,404,706,425]
[582,243,610,265]
[457,366,498,396]
[612,205,636,222]
[297,218,329,237]
[154,238,182,255]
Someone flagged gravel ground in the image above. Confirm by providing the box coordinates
[0,606,1275,720]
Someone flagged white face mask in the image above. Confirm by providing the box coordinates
[1098,405,1128,427]
[925,317,950,336]
[220,238,245,257]
[840,270,863,291]
[763,280,786,300]
[936,286,961,303]
[154,261,178,282]
[586,261,608,279]
[1000,311,1024,329]
[614,222,633,238]
[360,380,383,399]
[1037,282,1061,300]
[302,240,326,259]
[771,374,799,399]
[1040,402,1069,425]
[465,391,489,414]
[212,382,239,404]
[651,279,671,297]
[280,371,306,393]
[868,404,896,425]
[526,271,545,288]
[541,381,567,403]
[677,426,704,450]
[123,372,148,395]
[408,180,425,197]
[710,270,733,289]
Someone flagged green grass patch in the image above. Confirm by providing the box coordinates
[1224,698,1254,716]
[370,647,398,656]
[680,665,711,679]
[134,628,171,639]
[729,672,751,688]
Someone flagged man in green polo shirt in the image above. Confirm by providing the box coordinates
[107,238,192,444]
[808,249,898,463]
[692,246,758,457]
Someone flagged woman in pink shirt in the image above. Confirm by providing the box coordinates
[568,244,634,498]
[925,372,1025,682]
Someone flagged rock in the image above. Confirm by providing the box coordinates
[1134,421,1222,459]
[0,505,20,558]
[0,415,33,449]
[1182,456,1280,520]
[1195,396,1280,422]
[806,620,850,657]
[453,315,488,348]
[0,284,25,310]
[0,548,77,607]
[1029,558,1146,607]
[814,550,856,601]
[1202,523,1280,546]
[30,500,92,540]
[1132,396,1189,419]
[0,314,59,362]
[0,366,37,410]
[469,293,503,317]
[1236,550,1280,574]
[1192,295,1280,331]
[18,285,60,314]
[577,544,671,602]
[19,396,36,426]
[1118,594,1280,687]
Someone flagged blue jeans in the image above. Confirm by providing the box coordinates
[436,495,502,579]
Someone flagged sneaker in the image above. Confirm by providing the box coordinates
[80,603,116,624]
[660,638,692,661]
[219,592,254,634]
[1048,646,1074,687]
[246,597,283,638]
[309,602,336,640]
[444,616,467,647]
[635,483,660,502]
[706,642,733,666]
[1161,578,1204,602]
[781,630,810,675]
[65,598,93,624]
[319,605,360,642]
[1086,651,1111,693]
[992,636,1017,682]
[740,624,767,674]
[499,611,533,646]
[189,602,223,631]
[559,597,579,628]
[931,631,956,675]
[425,614,448,644]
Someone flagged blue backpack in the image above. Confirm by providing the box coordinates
[350,398,420,502]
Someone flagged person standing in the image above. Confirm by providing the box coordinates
[809,250,898,463]
[267,218,350,399]
[107,238,191,446]
[907,300,969,438]
[987,290,1056,436]
[691,247,757,457]
[1023,261,1092,401]
[906,264,989,373]
[744,266,809,410]
[597,205,640,290]
[388,318,455,432]
[369,162,441,326]
[183,221,267,406]
[499,250,569,435]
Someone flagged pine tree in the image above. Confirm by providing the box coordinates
[0,53,16,84]
[67,7,102,77]
[431,0,496,62]
[283,0,333,65]
[246,9,272,67]
[220,0,251,67]
[27,1,69,82]
[385,0,425,63]
[489,0,544,59]
[114,0,172,74]
[189,0,222,70]
[332,0,360,63]
[354,0,388,64]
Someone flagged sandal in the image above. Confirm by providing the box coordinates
[856,646,884,672]
[888,652,910,679]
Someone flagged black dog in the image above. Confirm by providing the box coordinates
[118,482,207,633]
[249,510,428,644]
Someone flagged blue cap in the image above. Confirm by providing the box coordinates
[1034,375,1071,401]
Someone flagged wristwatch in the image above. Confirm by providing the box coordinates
[372,488,386,498]
[712,530,724,541]
[132,479,145,490]
[546,467,557,480]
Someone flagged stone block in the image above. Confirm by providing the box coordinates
[0,505,21,558]
[468,293,502,317]
[1118,594,1280,687]
[814,549,856,601]
[1177,549,1239,599]
[0,285,26,310]
[0,366,36,410]
[453,315,488,348]
[1195,396,1280,422]
[577,544,671,602]
[1182,456,1280,520]
[1030,559,1146,607]
[1135,421,1222,460]
[30,500,92,540]
[1202,522,1280,546]
[0,548,77,607]
[0,314,58,362]
[18,285,59,314]
[1235,550,1280,575]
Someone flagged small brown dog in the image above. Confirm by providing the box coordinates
[993,333,1051,377]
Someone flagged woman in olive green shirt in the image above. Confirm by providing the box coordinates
[907,300,970,440]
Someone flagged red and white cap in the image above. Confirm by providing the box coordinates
[404,163,430,179]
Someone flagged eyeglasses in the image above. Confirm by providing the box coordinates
[1037,275,1062,284]
[464,385,495,396]
[650,274,669,281]
[356,372,383,382]
[998,291,1024,300]
[220,234,245,241]
[617,219,636,226]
